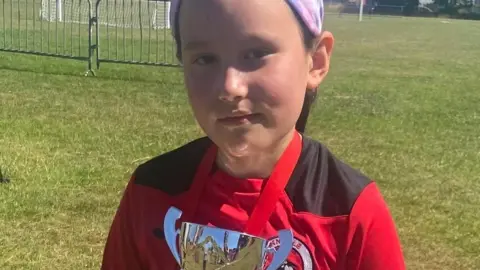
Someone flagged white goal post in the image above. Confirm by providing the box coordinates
[40,0,171,29]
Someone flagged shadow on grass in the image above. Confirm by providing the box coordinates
[0,51,184,84]
[0,167,11,184]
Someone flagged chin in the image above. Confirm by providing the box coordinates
[213,128,272,150]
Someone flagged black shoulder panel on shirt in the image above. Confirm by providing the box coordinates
[285,136,372,217]
[133,137,212,195]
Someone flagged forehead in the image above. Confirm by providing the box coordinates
[178,0,300,43]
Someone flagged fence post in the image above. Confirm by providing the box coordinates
[85,0,96,76]
[96,0,101,69]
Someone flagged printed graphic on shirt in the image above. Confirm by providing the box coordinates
[264,237,313,270]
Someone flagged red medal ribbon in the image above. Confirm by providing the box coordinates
[183,132,302,236]
[243,132,302,236]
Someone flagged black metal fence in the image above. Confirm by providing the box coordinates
[0,0,178,75]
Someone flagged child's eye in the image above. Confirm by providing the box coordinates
[193,55,217,65]
[244,49,270,60]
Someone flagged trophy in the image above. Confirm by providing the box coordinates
[164,207,293,270]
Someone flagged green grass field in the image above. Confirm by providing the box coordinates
[1,14,479,269]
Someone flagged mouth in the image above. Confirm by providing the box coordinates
[217,113,262,126]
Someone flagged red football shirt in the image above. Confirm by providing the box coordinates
[102,135,405,269]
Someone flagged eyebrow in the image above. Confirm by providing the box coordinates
[182,41,210,52]
[182,33,277,52]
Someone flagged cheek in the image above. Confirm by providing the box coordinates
[184,66,219,97]
[251,57,308,129]
[254,55,308,109]
[184,72,212,117]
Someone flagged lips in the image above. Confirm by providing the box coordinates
[217,113,261,125]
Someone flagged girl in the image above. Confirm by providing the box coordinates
[102,0,406,269]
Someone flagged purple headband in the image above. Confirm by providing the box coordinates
[169,0,324,37]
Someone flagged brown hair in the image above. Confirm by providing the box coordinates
[172,1,318,134]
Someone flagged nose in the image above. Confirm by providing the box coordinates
[217,66,247,103]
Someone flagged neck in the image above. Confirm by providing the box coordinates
[215,130,297,179]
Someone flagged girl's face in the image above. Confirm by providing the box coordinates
[178,0,328,156]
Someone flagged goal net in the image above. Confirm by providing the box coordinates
[40,0,171,29]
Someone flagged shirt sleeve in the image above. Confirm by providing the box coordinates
[345,182,406,270]
[101,176,144,270]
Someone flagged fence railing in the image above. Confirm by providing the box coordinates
[0,0,179,75]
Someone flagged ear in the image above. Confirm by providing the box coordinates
[307,31,334,90]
